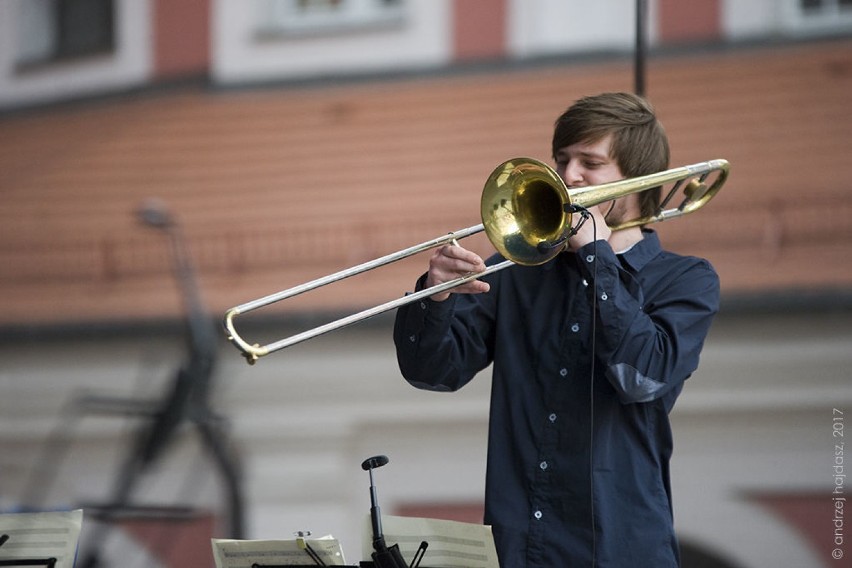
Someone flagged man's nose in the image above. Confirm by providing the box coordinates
[563,162,584,186]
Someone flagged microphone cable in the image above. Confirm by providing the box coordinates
[543,202,601,566]
[589,212,599,568]
[567,204,600,568]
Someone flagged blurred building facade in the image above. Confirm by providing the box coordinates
[1,1,852,567]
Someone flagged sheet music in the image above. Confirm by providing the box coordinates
[0,509,83,568]
[362,515,500,568]
[212,535,346,567]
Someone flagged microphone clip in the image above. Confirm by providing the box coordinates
[564,204,591,237]
[536,205,592,254]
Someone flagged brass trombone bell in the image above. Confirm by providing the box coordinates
[224,157,729,364]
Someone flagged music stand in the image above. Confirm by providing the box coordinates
[0,534,57,567]
[0,516,73,568]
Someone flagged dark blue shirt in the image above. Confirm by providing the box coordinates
[393,229,720,567]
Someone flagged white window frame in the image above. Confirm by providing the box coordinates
[256,0,407,37]
[0,0,151,110]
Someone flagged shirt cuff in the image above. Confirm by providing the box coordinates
[575,239,618,280]
[412,272,457,317]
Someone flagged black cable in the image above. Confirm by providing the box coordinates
[602,201,616,224]
[589,217,598,568]
[569,204,599,567]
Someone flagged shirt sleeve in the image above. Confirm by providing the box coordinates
[575,240,720,404]
[393,273,497,392]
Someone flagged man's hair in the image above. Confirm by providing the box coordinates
[551,92,670,219]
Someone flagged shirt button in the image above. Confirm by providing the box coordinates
[539,461,548,470]
[420,301,426,310]
[534,510,543,520]
[559,368,568,377]
[409,335,416,343]
[549,413,557,422]
[586,254,595,263]
[582,279,589,287]
[601,292,608,301]
[571,323,580,332]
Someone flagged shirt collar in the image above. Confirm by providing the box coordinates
[544,228,663,272]
[618,228,662,272]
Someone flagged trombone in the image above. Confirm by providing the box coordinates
[224,157,729,364]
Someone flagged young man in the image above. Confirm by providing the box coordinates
[393,93,720,567]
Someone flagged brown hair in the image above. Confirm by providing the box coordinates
[551,92,670,218]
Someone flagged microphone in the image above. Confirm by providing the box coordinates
[362,455,389,471]
[536,236,568,254]
[361,455,408,568]
[362,455,389,548]
[564,203,588,214]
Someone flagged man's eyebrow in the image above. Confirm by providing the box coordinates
[555,149,609,160]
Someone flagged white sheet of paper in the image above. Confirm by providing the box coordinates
[212,535,346,567]
[362,514,499,568]
[0,509,83,568]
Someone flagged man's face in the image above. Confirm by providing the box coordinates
[554,134,638,226]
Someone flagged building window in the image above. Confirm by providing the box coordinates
[794,0,852,32]
[256,0,406,37]
[801,0,852,11]
[16,0,115,69]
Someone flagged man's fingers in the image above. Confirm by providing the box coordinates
[430,246,485,280]
[425,245,490,301]
[437,244,485,273]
